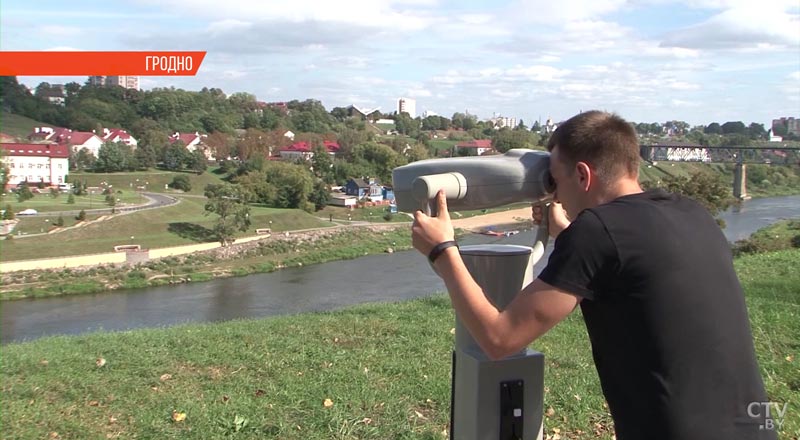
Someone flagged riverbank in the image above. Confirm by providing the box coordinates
[0,207,533,301]
[2,248,797,439]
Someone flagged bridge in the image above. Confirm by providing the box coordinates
[640,142,800,199]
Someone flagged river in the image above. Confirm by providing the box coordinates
[3,195,799,344]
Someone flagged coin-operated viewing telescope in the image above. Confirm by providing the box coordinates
[393,149,555,440]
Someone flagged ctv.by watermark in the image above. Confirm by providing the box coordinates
[747,401,788,431]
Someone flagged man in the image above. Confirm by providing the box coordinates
[411,111,774,439]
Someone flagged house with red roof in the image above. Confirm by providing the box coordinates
[28,127,104,156]
[455,139,494,156]
[102,128,138,148]
[278,141,340,161]
[1,143,70,188]
[170,132,214,161]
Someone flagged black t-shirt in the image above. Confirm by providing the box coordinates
[538,189,775,440]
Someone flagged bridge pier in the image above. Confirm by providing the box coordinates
[733,163,747,200]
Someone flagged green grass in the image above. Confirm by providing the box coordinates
[1,249,797,439]
[67,169,227,196]
[427,139,458,152]
[0,111,54,139]
[0,196,331,261]
[2,190,141,213]
[732,219,800,256]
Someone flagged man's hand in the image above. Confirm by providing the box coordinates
[412,190,455,256]
[532,202,571,238]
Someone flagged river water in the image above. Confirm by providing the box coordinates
[3,195,799,344]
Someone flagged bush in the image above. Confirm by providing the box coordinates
[67,193,75,204]
[76,210,86,221]
[53,215,64,227]
[16,185,33,202]
[170,175,192,192]
[2,204,14,220]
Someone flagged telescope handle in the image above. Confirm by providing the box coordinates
[531,202,550,266]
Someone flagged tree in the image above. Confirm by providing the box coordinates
[203,183,252,246]
[649,171,734,220]
[747,123,766,140]
[54,214,64,227]
[311,145,334,183]
[531,120,541,133]
[330,106,349,122]
[71,147,96,171]
[205,131,234,161]
[515,119,528,131]
[704,123,722,135]
[50,187,59,198]
[721,121,746,135]
[2,204,14,220]
[76,209,86,221]
[16,184,33,202]
[170,175,192,192]
[309,180,330,211]
[95,142,127,172]
[67,193,75,204]
[134,143,158,169]
[492,129,537,153]
[163,141,188,171]
[186,150,208,174]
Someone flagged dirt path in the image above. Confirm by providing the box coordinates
[451,207,532,231]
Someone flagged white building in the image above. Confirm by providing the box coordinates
[398,97,416,118]
[489,115,517,129]
[1,143,70,187]
[102,128,138,148]
[88,76,139,90]
[29,127,104,157]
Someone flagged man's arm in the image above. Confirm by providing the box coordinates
[412,190,580,360]
[434,246,581,360]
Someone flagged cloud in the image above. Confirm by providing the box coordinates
[40,25,81,37]
[406,88,432,97]
[44,46,82,51]
[661,7,800,50]
[508,0,627,23]
[432,65,569,86]
[326,56,370,69]
[126,20,376,53]
[140,0,435,31]
[670,99,700,107]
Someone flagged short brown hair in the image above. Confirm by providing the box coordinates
[547,111,640,182]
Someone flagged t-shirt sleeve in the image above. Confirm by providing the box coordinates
[538,210,617,300]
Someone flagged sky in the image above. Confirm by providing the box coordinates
[1,0,798,127]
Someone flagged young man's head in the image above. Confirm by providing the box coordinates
[547,111,641,218]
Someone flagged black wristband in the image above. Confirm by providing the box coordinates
[428,240,458,264]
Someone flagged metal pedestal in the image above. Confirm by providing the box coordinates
[451,244,544,440]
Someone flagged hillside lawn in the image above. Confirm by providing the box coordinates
[0,111,55,139]
[1,249,797,439]
[0,196,332,261]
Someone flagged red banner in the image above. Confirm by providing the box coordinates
[0,51,206,76]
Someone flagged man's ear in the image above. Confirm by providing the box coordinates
[576,161,592,192]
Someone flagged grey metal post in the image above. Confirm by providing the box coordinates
[451,244,544,440]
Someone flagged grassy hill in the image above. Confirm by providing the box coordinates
[0,195,331,261]
[0,111,54,139]
[69,168,228,196]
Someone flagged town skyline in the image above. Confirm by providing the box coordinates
[2,0,798,128]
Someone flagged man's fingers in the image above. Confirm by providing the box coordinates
[436,190,450,220]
